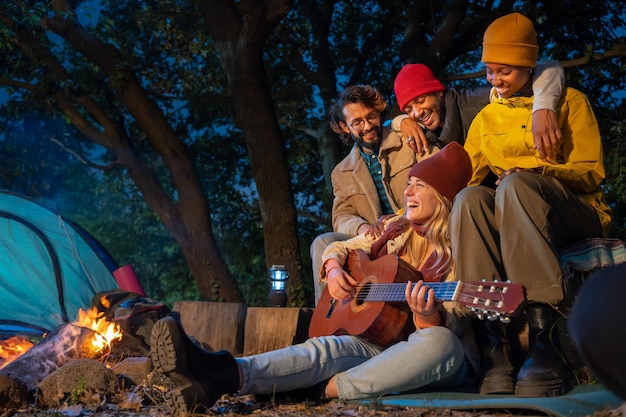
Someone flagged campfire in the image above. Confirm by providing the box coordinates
[73,303,124,353]
[0,290,173,411]
[0,302,124,393]
[1,303,123,370]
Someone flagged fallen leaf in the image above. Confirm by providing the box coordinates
[117,391,143,411]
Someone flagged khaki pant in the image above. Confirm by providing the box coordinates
[450,172,602,304]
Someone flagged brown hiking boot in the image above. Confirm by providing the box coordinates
[150,316,238,416]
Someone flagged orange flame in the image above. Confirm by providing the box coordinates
[0,336,35,368]
[74,306,123,351]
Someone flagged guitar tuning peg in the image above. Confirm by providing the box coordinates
[499,316,511,324]
[485,310,499,321]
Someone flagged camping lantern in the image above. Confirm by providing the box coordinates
[267,265,289,307]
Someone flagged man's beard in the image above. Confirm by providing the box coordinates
[352,126,382,152]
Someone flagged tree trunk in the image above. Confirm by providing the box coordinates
[198,0,305,301]
[229,58,304,297]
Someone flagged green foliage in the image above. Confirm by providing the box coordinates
[603,119,626,239]
[70,377,87,405]
[64,170,203,308]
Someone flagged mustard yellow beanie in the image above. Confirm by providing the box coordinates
[482,13,538,67]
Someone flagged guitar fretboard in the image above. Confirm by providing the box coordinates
[360,281,460,303]
[358,281,514,316]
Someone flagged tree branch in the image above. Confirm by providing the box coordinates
[0,77,39,93]
[297,210,331,228]
[561,46,626,67]
[448,46,626,81]
[49,138,118,171]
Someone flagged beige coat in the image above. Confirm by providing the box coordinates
[330,127,419,236]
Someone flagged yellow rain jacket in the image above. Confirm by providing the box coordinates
[464,87,611,235]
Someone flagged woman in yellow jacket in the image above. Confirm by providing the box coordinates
[450,13,611,398]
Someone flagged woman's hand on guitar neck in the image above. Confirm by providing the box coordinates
[405,280,441,328]
[326,267,359,301]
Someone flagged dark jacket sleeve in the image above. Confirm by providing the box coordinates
[434,87,491,147]
[453,86,491,138]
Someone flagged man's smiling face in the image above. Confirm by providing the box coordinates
[402,92,444,132]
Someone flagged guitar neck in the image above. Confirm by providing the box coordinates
[361,281,460,303]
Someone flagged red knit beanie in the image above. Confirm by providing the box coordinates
[394,64,445,111]
[408,142,472,203]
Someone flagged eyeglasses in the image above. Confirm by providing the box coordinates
[348,112,380,131]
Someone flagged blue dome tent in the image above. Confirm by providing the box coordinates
[0,191,119,337]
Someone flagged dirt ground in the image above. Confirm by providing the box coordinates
[1,351,623,417]
[2,401,624,417]
[2,390,624,417]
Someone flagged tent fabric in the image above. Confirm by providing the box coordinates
[0,191,119,335]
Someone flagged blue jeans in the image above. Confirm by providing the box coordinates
[237,326,468,400]
[309,232,351,305]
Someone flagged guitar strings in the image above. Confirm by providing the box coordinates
[358,282,460,302]
[356,282,508,308]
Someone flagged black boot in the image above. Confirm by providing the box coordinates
[151,316,240,416]
[515,303,573,397]
[474,319,515,394]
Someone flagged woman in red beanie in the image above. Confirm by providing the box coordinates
[451,12,610,398]
[151,143,484,416]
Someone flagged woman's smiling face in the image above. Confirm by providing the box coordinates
[484,63,532,98]
[403,177,439,225]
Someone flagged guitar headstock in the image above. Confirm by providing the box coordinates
[456,281,526,322]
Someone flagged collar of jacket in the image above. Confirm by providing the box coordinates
[341,127,403,171]
[490,88,534,107]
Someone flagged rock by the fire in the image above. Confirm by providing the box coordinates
[112,356,152,386]
[36,359,118,407]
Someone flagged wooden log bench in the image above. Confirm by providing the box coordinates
[242,307,313,356]
[173,301,247,354]
[172,301,313,357]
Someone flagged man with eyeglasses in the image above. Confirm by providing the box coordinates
[310,84,423,305]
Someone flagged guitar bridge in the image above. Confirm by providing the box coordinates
[325,298,336,319]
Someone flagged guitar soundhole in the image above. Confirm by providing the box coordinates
[351,275,376,313]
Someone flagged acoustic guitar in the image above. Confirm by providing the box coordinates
[309,249,526,347]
